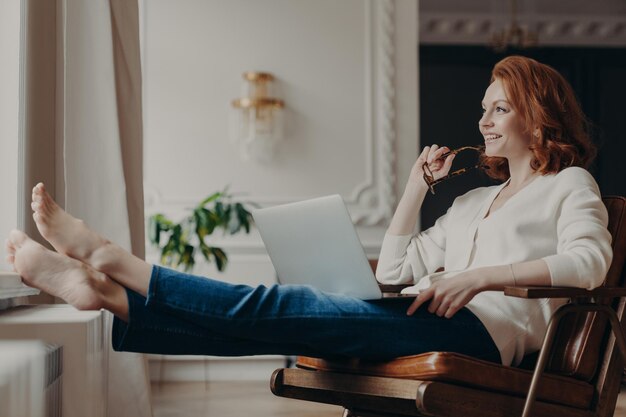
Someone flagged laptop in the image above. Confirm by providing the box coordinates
[252,194,415,300]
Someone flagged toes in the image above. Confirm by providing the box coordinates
[9,230,29,247]
[39,189,58,214]
[34,182,45,193]
[32,182,44,198]
[33,212,43,224]
[5,238,15,255]
[32,184,44,205]
[32,183,53,205]
[33,212,47,227]
[31,200,48,216]
[43,197,57,215]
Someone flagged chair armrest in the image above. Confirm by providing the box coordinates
[504,286,626,299]
[381,284,626,298]
[378,284,413,294]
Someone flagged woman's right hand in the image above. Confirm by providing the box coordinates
[408,145,456,186]
[388,145,453,235]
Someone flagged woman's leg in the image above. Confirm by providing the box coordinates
[122,265,501,362]
[30,182,152,296]
[26,183,500,362]
[6,231,499,361]
[114,288,346,357]
[6,230,130,320]
[4,233,334,357]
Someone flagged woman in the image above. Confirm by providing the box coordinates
[5,56,612,366]
[376,56,612,365]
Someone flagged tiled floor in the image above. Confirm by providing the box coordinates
[152,381,626,417]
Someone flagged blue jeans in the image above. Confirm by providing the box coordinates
[112,265,502,363]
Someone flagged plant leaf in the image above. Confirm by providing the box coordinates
[193,208,209,241]
[149,213,174,246]
[199,241,211,262]
[179,244,195,272]
[211,247,228,271]
[148,216,161,245]
[235,203,252,234]
[198,192,222,208]
[214,201,225,219]
[148,189,252,273]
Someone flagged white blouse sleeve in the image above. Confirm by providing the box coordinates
[375,207,450,285]
[542,168,613,290]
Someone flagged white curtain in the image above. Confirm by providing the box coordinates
[20,0,152,416]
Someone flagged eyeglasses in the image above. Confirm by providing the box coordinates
[422,146,484,194]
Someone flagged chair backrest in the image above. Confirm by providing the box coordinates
[544,196,626,381]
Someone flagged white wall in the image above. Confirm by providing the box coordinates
[0,0,20,271]
[142,0,419,286]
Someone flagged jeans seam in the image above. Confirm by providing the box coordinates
[148,265,160,302]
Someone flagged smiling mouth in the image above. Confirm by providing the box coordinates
[484,134,502,144]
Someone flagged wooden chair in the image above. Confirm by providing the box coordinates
[271,196,626,417]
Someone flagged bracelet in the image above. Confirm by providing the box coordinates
[509,264,517,287]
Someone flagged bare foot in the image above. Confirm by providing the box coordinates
[30,182,153,297]
[5,238,16,267]
[31,182,108,263]
[6,230,127,316]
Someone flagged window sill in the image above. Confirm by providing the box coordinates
[0,272,40,310]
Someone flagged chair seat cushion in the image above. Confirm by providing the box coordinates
[296,351,594,409]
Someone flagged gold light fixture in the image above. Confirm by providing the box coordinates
[230,72,285,162]
[490,0,538,52]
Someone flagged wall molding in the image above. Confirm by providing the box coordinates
[421,12,626,47]
[144,0,398,227]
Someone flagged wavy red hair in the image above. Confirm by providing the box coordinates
[479,56,596,181]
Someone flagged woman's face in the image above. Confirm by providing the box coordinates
[479,79,531,159]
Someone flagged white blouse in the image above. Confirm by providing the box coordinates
[376,166,613,366]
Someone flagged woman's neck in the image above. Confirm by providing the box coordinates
[507,154,537,190]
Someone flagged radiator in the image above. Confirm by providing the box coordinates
[0,305,105,417]
[44,343,63,417]
[0,341,62,417]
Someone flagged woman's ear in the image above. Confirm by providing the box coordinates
[533,128,540,138]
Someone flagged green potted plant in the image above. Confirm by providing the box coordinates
[148,190,256,272]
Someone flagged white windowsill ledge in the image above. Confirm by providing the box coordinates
[0,272,40,309]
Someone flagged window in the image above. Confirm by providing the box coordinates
[0,0,37,304]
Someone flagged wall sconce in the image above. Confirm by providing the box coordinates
[230,72,285,162]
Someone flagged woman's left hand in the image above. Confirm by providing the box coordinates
[406,269,485,319]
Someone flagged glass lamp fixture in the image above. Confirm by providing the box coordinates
[230,72,285,162]
[490,0,538,52]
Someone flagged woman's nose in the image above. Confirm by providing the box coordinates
[479,112,494,128]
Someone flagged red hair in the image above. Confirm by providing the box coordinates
[479,56,596,181]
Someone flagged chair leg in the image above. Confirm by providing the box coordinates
[604,306,626,360]
[521,305,567,417]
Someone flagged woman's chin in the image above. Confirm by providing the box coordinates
[484,142,504,157]
[484,147,497,158]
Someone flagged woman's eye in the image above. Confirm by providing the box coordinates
[496,106,507,112]
[480,108,486,114]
